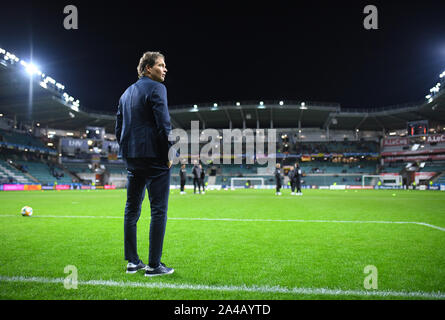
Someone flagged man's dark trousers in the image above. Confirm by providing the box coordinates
[124,158,170,268]
[291,181,296,193]
[193,178,201,193]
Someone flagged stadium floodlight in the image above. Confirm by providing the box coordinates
[257,101,266,109]
[23,62,40,76]
[6,53,19,62]
[213,103,218,107]
[279,101,284,106]
[236,102,241,106]
[44,76,56,85]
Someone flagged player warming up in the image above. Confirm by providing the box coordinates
[289,162,303,195]
[274,163,282,196]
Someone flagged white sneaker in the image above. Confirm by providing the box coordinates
[291,192,295,195]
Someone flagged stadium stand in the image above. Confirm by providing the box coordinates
[0,128,54,154]
[1,46,445,190]
[14,160,74,185]
[0,160,34,184]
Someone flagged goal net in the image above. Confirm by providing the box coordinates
[230,177,265,189]
[362,175,382,187]
[362,175,402,187]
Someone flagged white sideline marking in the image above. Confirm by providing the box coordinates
[1,214,444,232]
[0,275,444,299]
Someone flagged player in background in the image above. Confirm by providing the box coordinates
[199,163,206,194]
[192,161,202,194]
[179,163,187,195]
[275,163,282,195]
[290,162,303,195]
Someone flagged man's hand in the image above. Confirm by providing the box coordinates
[167,161,172,168]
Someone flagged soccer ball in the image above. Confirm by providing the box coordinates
[21,206,33,217]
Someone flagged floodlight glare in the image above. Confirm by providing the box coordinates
[25,63,40,76]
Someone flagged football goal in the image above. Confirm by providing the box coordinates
[230,177,265,189]
[362,175,402,187]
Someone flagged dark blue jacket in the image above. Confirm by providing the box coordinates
[115,76,172,161]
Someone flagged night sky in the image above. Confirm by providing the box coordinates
[1,0,445,113]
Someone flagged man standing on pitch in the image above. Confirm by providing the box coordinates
[179,163,187,195]
[199,163,206,194]
[192,161,202,194]
[290,162,303,195]
[115,51,174,277]
[275,163,282,195]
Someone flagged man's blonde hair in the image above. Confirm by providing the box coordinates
[136,51,164,79]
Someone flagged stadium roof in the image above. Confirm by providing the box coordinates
[1,48,445,133]
[167,96,445,132]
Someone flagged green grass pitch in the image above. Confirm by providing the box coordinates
[0,188,444,300]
